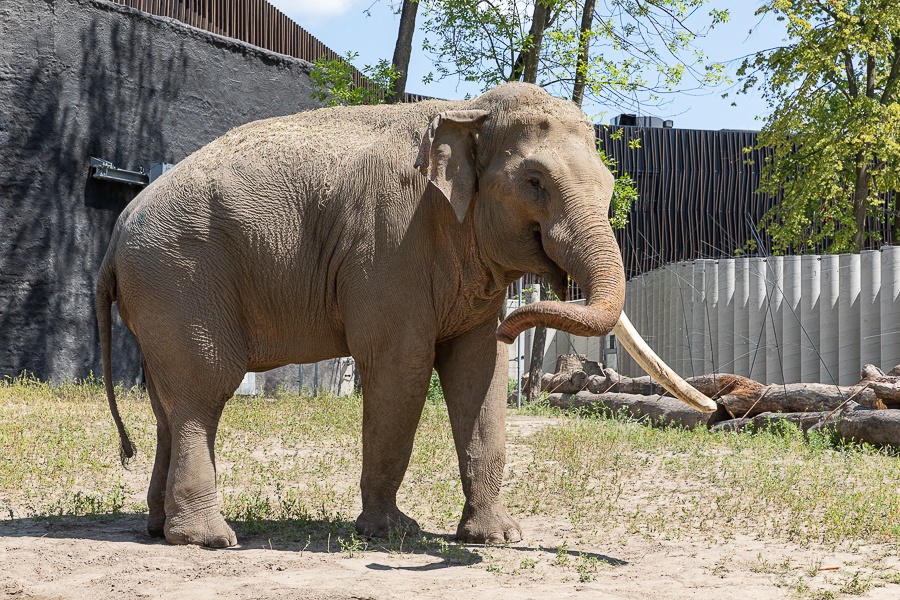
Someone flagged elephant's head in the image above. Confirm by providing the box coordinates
[416,83,717,413]
[416,83,625,342]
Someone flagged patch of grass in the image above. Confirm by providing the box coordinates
[838,571,875,595]
[5,372,900,558]
[507,410,900,544]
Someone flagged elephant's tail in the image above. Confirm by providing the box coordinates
[96,259,136,466]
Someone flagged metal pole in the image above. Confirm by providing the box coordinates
[516,278,523,409]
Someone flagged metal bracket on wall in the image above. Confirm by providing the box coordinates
[90,157,173,186]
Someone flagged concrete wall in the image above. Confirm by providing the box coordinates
[0,0,321,383]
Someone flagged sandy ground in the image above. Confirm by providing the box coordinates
[3,416,899,599]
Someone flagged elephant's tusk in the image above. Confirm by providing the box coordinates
[612,311,718,413]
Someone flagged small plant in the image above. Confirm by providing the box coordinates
[310,52,399,107]
[426,370,444,404]
[749,552,791,575]
[576,552,598,582]
[801,556,823,578]
[338,531,367,558]
[838,571,874,595]
[554,541,570,567]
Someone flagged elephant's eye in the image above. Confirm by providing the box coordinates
[524,170,543,190]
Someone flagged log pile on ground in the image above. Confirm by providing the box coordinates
[537,355,900,447]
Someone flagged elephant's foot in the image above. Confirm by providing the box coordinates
[147,517,165,539]
[164,511,237,548]
[356,506,420,539]
[456,503,522,545]
[147,505,166,538]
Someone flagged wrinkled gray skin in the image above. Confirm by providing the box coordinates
[96,83,625,548]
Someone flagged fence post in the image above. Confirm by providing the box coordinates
[733,259,751,377]
[781,255,802,383]
[880,246,900,371]
[765,256,784,385]
[748,257,768,382]
[838,253,861,385]
[717,258,735,374]
[800,255,821,382]
[819,255,840,385]
[860,249,881,371]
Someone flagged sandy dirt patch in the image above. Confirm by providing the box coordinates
[2,416,899,599]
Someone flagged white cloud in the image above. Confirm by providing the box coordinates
[268,0,363,21]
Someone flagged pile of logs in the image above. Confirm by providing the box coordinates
[526,355,900,447]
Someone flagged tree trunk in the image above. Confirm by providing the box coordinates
[522,2,550,84]
[571,0,596,108]
[388,0,419,103]
[510,1,552,83]
[523,283,549,401]
[524,326,548,401]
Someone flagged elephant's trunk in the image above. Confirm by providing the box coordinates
[497,220,625,343]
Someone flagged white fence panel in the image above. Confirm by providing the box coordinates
[536,248,900,386]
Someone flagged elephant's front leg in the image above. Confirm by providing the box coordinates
[435,319,522,544]
[355,349,434,538]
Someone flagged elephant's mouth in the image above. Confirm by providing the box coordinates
[533,228,570,299]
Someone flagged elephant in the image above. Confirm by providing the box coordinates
[96,82,712,549]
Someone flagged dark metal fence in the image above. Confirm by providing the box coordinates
[599,125,898,280]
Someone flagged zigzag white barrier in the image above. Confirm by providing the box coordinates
[534,247,900,386]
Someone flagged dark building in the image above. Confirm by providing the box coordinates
[0,0,332,383]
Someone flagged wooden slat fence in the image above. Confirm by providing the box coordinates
[111,0,374,93]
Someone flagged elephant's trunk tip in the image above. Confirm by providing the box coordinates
[496,299,622,344]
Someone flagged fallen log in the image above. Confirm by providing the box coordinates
[812,404,900,447]
[552,354,605,377]
[547,391,716,430]
[522,370,591,394]
[712,411,830,434]
[718,382,884,416]
[869,377,900,408]
[603,372,884,416]
[859,364,885,383]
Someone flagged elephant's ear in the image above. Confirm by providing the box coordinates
[414,109,490,223]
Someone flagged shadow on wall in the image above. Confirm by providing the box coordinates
[1,0,321,385]
[1,9,189,384]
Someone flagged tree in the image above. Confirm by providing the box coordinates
[739,0,900,253]
[420,0,729,113]
[571,0,596,108]
[388,0,420,102]
[310,52,399,106]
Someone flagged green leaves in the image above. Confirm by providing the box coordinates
[310,52,401,106]
[742,0,900,252]
[419,0,729,113]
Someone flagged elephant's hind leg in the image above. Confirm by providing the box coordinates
[144,366,170,538]
[161,384,238,548]
[139,342,242,548]
[435,320,522,544]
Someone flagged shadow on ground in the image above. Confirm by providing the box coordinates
[0,513,629,570]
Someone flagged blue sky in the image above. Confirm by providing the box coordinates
[267,1,786,131]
